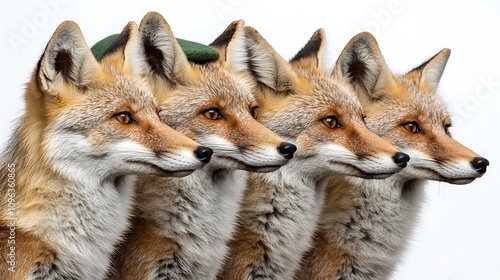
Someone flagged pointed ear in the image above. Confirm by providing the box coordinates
[290,28,326,70]
[96,21,138,70]
[333,32,395,99]
[131,11,195,84]
[228,26,298,95]
[406,48,450,93]
[38,21,102,96]
[209,20,244,63]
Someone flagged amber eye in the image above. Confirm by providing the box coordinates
[403,121,423,134]
[250,106,259,119]
[114,111,136,124]
[321,116,342,129]
[202,108,224,120]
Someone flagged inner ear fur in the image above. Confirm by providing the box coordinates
[333,32,396,100]
[38,21,102,97]
[228,25,299,96]
[406,48,451,93]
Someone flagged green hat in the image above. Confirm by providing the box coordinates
[91,34,220,63]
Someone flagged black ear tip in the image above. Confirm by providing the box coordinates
[209,20,244,48]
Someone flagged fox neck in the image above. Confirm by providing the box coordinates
[134,167,246,278]
[244,160,328,278]
[1,105,65,198]
[283,156,335,186]
[0,118,136,279]
[317,174,426,278]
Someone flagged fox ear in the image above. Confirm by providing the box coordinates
[290,28,326,70]
[96,21,138,71]
[406,48,450,93]
[333,32,395,99]
[209,19,245,63]
[228,26,298,95]
[38,21,102,97]
[129,11,194,84]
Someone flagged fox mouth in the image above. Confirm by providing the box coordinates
[330,162,397,179]
[127,160,196,177]
[413,166,477,185]
[218,156,282,173]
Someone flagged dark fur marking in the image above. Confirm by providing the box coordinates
[343,38,385,96]
[54,50,73,82]
[338,263,382,280]
[355,153,369,161]
[401,179,418,200]
[31,261,79,280]
[35,52,45,89]
[409,51,440,74]
[346,53,369,89]
[142,35,168,79]
[273,58,293,95]
[249,254,285,280]
[244,31,294,96]
[209,21,239,49]
[100,25,132,61]
[155,254,193,279]
[290,30,323,66]
[408,51,442,88]
[245,35,263,86]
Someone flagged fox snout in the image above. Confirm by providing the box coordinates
[195,146,214,163]
[392,152,410,168]
[277,142,297,159]
[471,157,489,174]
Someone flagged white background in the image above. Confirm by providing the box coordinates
[1,1,499,279]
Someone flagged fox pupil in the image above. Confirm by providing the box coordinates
[403,121,422,134]
[203,108,222,120]
[114,111,134,124]
[251,106,259,119]
[322,116,339,129]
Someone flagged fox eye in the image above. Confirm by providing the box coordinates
[202,108,224,120]
[403,121,423,134]
[321,116,342,129]
[250,106,259,119]
[444,123,452,134]
[114,111,136,124]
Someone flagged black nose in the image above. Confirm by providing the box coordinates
[277,142,297,159]
[392,152,410,168]
[471,157,489,173]
[194,146,213,163]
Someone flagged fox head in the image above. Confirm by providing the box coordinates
[226,27,409,179]
[334,32,489,184]
[29,21,210,180]
[98,12,295,173]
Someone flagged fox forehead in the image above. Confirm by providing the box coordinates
[197,64,257,107]
[159,64,257,123]
[259,70,364,137]
[52,68,159,129]
[366,75,451,135]
[396,76,449,123]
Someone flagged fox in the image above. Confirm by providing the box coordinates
[217,27,411,280]
[99,13,296,280]
[0,21,211,280]
[295,32,490,280]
